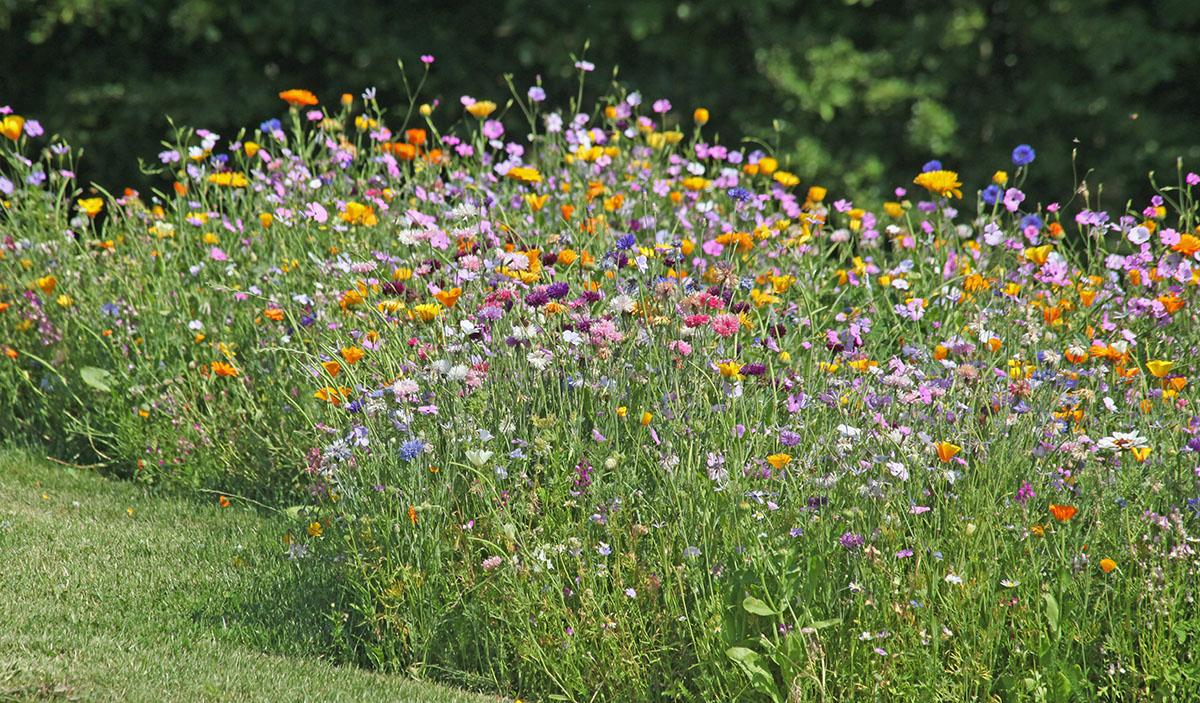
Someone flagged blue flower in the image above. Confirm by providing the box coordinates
[1012,144,1036,166]
[726,186,752,203]
[259,118,282,133]
[399,439,425,461]
[922,160,943,173]
[981,184,1002,206]
[616,233,637,250]
[1019,214,1043,231]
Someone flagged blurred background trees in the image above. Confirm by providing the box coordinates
[4,0,1199,202]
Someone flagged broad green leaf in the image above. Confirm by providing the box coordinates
[80,366,114,392]
[742,595,776,617]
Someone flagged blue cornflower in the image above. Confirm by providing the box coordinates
[1012,144,1036,166]
[727,186,752,203]
[1019,214,1043,231]
[399,439,425,461]
[981,184,1002,206]
[616,233,637,250]
[259,118,282,133]
[922,160,943,173]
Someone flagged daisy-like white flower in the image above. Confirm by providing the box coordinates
[1096,430,1149,451]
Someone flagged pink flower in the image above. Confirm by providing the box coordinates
[711,313,740,337]
[305,202,328,223]
[210,247,227,261]
[481,556,503,571]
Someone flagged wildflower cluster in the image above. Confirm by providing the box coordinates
[3,61,1200,700]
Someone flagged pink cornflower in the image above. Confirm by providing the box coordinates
[711,314,740,337]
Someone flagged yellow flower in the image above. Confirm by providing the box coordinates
[340,202,378,226]
[716,360,744,380]
[77,197,105,218]
[207,172,249,188]
[693,108,709,125]
[507,167,543,184]
[757,157,778,175]
[244,141,260,157]
[0,115,25,141]
[883,202,904,218]
[466,100,497,119]
[806,186,827,202]
[1024,245,1053,266]
[616,406,628,418]
[640,411,653,426]
[682,177,710,191]
[766,453,792,469]
[307,521,323,538]
[1146,360,1174,378]
[773,171,800,188]
[36,275,57,294]
[913,170,963,199]
[412,303,440,322]
[55,294,73,307]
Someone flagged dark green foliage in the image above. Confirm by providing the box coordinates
[4,0,1200,200]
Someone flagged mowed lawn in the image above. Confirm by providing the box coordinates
[0,450,502,703]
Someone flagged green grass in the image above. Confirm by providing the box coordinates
[0,449,502,703]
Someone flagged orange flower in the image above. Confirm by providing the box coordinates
[264,307,285,322]
[211,361,239,378]
[434,287,462,307]
[1049,504,1077,523]
[340,346,365,365]
[1172,234,1200,257]
[279,89,319,107]
[934,441,961,463]
[1099,558,1117,574]
[322,360,341,377]
[405,128,427,146]
[218,495,231,508]
[408,504,419,525]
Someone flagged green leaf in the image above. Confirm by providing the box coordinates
[1043,593,1060,636]
[742,595,777,617]
[80,366,114,392]
[808,618,842,630]
[725,647,780,703]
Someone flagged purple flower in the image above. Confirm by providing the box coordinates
[1012,144,1036,166]
[527,86,546,102]
[1015,481,1035,505]
[922,160,943,172]
[420,54,435,65]
[839,532,864,550]
[652,99,672,114]
[23,120,44,138]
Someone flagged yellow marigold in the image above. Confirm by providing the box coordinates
[207,172,248,188]
[681,176,710,191]
[466,100,497,118]
[773,171,800,188]
[77,197,105,218]
[507,166,543,184]
[412,303,440,322]
[766,453,792,469]
[913,170,963,199]
[36,275,57,294]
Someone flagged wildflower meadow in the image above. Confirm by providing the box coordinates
[3,59,1200,701]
